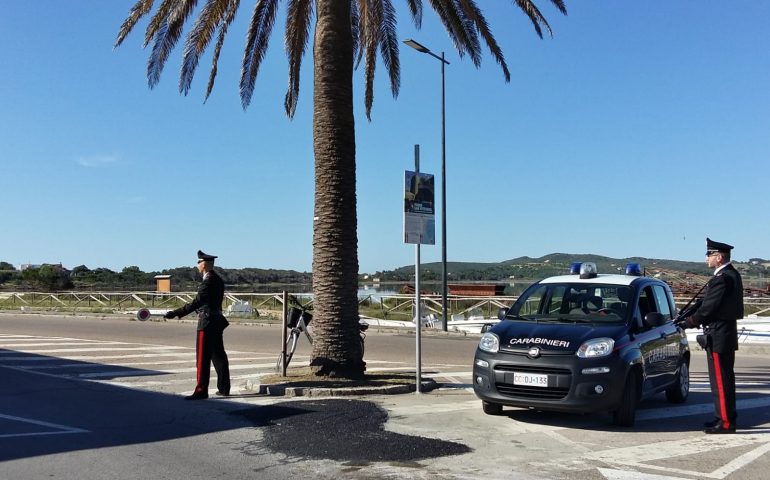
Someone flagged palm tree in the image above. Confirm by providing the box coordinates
[114,0,567,379]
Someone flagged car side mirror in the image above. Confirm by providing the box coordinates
[497,307,509,320]
[644,312,665,328]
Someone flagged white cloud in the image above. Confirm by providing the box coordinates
[75,155,119,168]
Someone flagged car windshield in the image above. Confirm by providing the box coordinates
[506,283,632,324]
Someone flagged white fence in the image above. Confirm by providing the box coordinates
[1,291,768,318]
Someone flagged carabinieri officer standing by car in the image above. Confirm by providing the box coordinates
[165,250,231,400]
[682,238,743,434]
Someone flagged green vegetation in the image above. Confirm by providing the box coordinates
[372,253,770,284]
[1,253,767,292]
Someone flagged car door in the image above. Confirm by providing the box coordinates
[636,285,669,391]
[651,283,680,385]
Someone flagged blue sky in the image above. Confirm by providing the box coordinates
[1,1,768,274]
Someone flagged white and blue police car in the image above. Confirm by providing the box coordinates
[473,262,690,426]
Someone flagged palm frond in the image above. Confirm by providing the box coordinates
[146,0,198,88]
[458,0,509,82]
[427,0,481,66]
[283,0,314,117]
[362,0,383,120]
[143,0,183,48]
[351,0,363,68]
[363,37,377,121]
[115,0,155,48]
[549,0,568,15]
[181,0,234,96]
[378,0,400,99]
[405,0,423,29]
[513,0,553,38]
[240,0,280,110]
[204,0,240,102]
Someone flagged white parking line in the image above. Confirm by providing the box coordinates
[0,413,89,439]
[592,432,770,479]
[637,396,770,422]
[0,346,188,354]
[0,342,126,347]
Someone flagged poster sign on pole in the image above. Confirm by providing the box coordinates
[403,171,436,245]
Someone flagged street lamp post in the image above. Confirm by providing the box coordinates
[404,38,450,332]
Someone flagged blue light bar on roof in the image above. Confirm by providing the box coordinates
[625,263,642,276]
[569,262,582,274]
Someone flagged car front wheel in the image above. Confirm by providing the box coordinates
[666,361,690,403]
[482,401,503,415]
[613,371,639,427]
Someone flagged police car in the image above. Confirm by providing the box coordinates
[473,262,690,426]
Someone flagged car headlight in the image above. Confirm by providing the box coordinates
[576,337,615,358]
[479,332,500,353]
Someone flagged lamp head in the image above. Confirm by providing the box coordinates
[403,39,429,53]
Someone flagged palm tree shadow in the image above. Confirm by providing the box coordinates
[1,349,469,464]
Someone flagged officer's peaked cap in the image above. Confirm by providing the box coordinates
[197,250,218,261]
[706,238,733,253]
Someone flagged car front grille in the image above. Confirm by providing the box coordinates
[495,383,570,399]
[494,365,569,375]
[493,364,571,400]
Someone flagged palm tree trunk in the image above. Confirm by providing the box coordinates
[309,0,364,378]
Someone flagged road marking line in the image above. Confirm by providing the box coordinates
[97,372,273,388]
[589,433,770,479]
[598,467,688,480]
[542,429,593,453]
[0,346,189,353]
[75,361,296,378]
[637,396,770,422]
[0,352,195,361]
[712,440,770,478]
[0,342,126,347]
[18,356,278,370]
[0,413,89,439]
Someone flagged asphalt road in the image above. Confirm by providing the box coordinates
[2,312,770,479]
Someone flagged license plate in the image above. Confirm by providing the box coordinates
[513,372,548,387]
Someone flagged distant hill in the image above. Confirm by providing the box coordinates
[373,253,769,284]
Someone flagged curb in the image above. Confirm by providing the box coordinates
[244,378,438,398]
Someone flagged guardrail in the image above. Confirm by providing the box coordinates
[0,291,298,312]
[1,291,768,317]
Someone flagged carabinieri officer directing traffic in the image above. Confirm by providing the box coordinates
[681,238,743,434]
[165,250,231,400]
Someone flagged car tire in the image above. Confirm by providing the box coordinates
[665,360,690,403]
[482,401,503,415]
[613,371,639,427]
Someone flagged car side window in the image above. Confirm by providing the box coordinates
[636,286,658,331]
[652,285,673,321]
[544,286,567,315]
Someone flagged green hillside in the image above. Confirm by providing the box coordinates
[375,253,768,283]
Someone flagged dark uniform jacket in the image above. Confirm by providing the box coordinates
[691,263,744,353]
[170,270,229,332]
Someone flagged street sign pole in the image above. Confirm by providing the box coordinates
[413,144,422,394]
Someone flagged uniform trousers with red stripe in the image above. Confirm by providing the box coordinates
[706,347,736,428]
[194,329,230,395]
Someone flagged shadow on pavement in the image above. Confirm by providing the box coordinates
[232,399,472,462]
[1,349,471,464]
[493,387,770,434]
